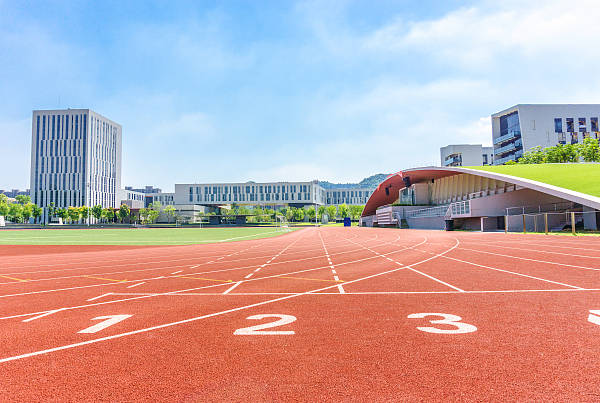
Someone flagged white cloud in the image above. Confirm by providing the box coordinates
[363,0,600,69]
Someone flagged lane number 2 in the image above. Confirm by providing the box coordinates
[78,315,133,334]
[407,313,477,334]
[234,314,296,335]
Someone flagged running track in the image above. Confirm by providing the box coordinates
[0,227,599,401]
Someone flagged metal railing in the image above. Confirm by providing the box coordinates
[493,131,521,145]
[506,201,576,216]
[405,205,450,219]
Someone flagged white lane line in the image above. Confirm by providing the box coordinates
[419,251,584,290]
[171,270,183,275]
[253,268,261,272]
[337,284,346,294]
[126,282,146,289]
[333,275,340,281]
[0,235,429,322]
[0,237,457,364]
[223,281,242,295]
[408,268,465,292]
[189,265,200,269]
[85,288,600,296]
[22,308,65,322]
[244,273,254,279]
[331,269,337,274]
[0,235,395,289]
[86,292,113,302]
[459,247,600,271]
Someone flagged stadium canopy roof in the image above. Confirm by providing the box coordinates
[362,166,600,217]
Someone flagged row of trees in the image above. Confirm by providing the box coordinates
[212,204,365,223]
[0,194,43,223]
[508,138,600,164]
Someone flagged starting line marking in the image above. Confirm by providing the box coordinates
[87,293,113,302]
[22,308,65,322]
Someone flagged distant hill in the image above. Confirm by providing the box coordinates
[319,174,390,190]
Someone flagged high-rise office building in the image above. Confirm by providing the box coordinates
[30,109,122,218]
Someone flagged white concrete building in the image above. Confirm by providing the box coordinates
[175,181,375,208]
[492,104,600,165]
[324,188,373,205]
[30,109,122,218]
[440,144,494,167]
[175,181,325,207]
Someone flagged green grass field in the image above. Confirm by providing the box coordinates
[467,163,600,197]
[0,227,296,245]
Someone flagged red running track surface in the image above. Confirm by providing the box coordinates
[0,227,600,401]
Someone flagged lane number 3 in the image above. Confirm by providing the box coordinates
[407,313,477,334]
[234,314,296,335]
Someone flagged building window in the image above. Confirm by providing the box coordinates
[554,118,562,133]
[482,154,488,165]
[566,118,574,132]
[592,117,599,132]
[579,118,587,133]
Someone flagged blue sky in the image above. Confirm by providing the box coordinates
[1,0,599,191]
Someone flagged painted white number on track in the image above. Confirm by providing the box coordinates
[588,310,600,326]
[407,313,477,334]
[78,315,133,334]
[234,314,296,335]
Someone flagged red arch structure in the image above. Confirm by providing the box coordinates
[361,166,600,219]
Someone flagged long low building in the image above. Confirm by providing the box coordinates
[174,181,373,208]
[360,165,600,232]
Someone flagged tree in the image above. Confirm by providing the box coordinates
[79,206,89,224]
[92,205,103,222]
[15,195,31,205]
[102,208,115,223]
[293,207,304,222]
[139,208,149,224]
[545,144,578,163]
[317,206,326,220]
[8,203,23,223]
[338,204,350,219]
[0,194,7,203]
[326,205,337,221]
[0,200,9,218]
[56,208,68,222]
[306,206,316,221]
[576,137,600,162]
[164,205,176,223]
[349,205,364,220]
[67,206,81,223]
[22,204,33,223]
[518,146,545,164]
[119,204,130,223]
[32,205,43,224]
[147,209,160,224]
[285,207,295,222]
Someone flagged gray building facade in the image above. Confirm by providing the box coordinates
[30,109,122,217]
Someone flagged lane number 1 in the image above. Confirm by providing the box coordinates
[78,315,133,334]
[589,310,600,326]
[407,313,477,334]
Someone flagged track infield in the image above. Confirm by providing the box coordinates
[0,226,599,401]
